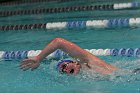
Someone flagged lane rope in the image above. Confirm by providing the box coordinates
[0,48,139,60]
[0,2,140,16]
[0,18,140,31]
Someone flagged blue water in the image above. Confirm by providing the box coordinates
[0,0,140,92]
[0,27,140,93]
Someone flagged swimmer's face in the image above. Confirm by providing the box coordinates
[59,61,81,75]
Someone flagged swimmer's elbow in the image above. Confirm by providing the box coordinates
[52,38,66,47]
[53,38,65,43]
[52,38,72,49]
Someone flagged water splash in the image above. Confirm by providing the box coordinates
[45,59,140,85]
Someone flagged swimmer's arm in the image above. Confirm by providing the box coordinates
[36,38,99,63]
[20,38,118,72]
[21,38,90,70]
[36,38,118,72]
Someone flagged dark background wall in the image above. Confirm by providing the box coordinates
[0,0,17,2]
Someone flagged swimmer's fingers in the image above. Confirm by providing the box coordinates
[31,63,40,71]
[20,59,36,70]
[20,62,33,70]
[20,58,40,71]
[20,60,37,69]
[22,65,32,71]
[20,59,35,66]
[20,61,39,71]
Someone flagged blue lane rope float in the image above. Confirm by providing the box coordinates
[132,2,140,8]
[0,2,140,17]
[67,21,86,29]
[108,18,129,27]
[0,48,140,60]
[118,48,126,56]
[0,17,140,31]
[3,51,28,60]
[125,48,134,57]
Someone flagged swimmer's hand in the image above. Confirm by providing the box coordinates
[20,57,40,71]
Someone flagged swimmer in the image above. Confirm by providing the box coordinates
[20,38,118,75]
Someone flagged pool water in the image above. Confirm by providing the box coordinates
[0,0,140,93]
[0,27,140,93]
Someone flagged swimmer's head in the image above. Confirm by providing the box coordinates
[57,60,81,75]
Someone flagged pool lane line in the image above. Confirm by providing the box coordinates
[0,17,140,31]
[0,48,140,60]
[0,2,140,17]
